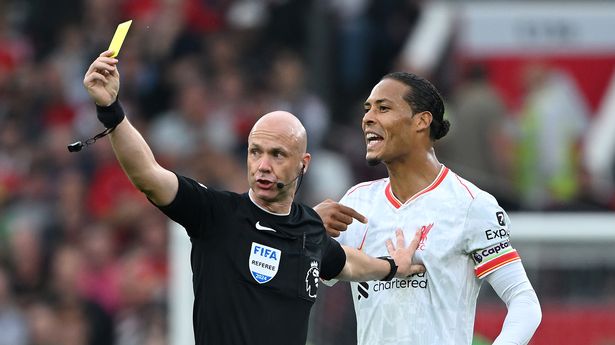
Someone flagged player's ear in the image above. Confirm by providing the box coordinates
[415,111,433,132]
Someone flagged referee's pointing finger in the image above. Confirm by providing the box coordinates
[338,204,367,224]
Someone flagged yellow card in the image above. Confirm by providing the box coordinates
[108,20,132,58]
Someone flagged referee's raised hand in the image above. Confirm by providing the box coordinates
[84,50,120,106]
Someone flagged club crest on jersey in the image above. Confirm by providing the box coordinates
[305,260,320,298]
[249,242,281,284]
[418,223,434,250]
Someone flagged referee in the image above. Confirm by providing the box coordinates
[82,51,425,345]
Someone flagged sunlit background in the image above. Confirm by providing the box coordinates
[1,1,614,344]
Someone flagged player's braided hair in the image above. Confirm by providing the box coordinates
[382,72,450,140]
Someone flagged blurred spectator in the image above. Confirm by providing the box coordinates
[302,149,353,206]
[78,223,122,315]
[40,124,82,177]
[0,118,30,209]
[439,64,518,209]
[583,70,615,210]
[183,0,227,34]
[327,0,420,121]
[37,59,79,130]
[134,209,169,285]
[50,245,114,345]
[25,299,59,345]
[515,63,589,210]
[328,0,371,98]
[48,26,90,107]
[208,68,254,153]
[24,0,84,59]
[86,159,149,223]
[263,0,313,53]
[0,266,28,345]
[80,0,121,53]
[6,217,48,302]
[204,33,242,76]
[49,169,89,244]
[183,144,247,193]
[269,50,331,150]
[115,250,167,345]
[85,136,149,225]
[0,3,33,74]
[148,76,210,164]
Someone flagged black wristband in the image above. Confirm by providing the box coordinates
[96,99,125,129]
[378,256,398,281]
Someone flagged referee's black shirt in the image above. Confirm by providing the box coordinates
[156,175,346,345]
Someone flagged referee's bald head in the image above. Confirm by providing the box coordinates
[250,111,307,154]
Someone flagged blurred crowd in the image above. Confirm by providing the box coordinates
[0,0,613,344]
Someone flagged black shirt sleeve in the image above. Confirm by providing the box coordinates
[155,174,212,238]
[319,236,346,280]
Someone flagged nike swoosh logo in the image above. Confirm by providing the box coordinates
[255,221,277,232]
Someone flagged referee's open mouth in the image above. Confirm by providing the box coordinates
[256,178,275,190]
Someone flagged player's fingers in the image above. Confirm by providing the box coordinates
[407,264,426,276]
[339,205,367,224]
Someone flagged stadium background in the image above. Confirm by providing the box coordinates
[1,1,614,344]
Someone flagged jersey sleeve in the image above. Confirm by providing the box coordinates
[463,192,521,279]
[154,174,215,238]
[319,236,346,280]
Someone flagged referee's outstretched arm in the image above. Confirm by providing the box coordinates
[84,50,178,206]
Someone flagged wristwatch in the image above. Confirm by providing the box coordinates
[378,256,398,281]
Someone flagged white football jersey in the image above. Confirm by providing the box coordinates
[335,166,520,345]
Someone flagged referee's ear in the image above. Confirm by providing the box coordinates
[301,153,311,174]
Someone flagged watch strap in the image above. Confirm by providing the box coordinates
[378,256,398,281]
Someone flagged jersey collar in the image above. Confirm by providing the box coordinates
[248,189,292,216]
[384,165,449,209]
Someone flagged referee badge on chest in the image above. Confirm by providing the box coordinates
[249,242,281,284]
